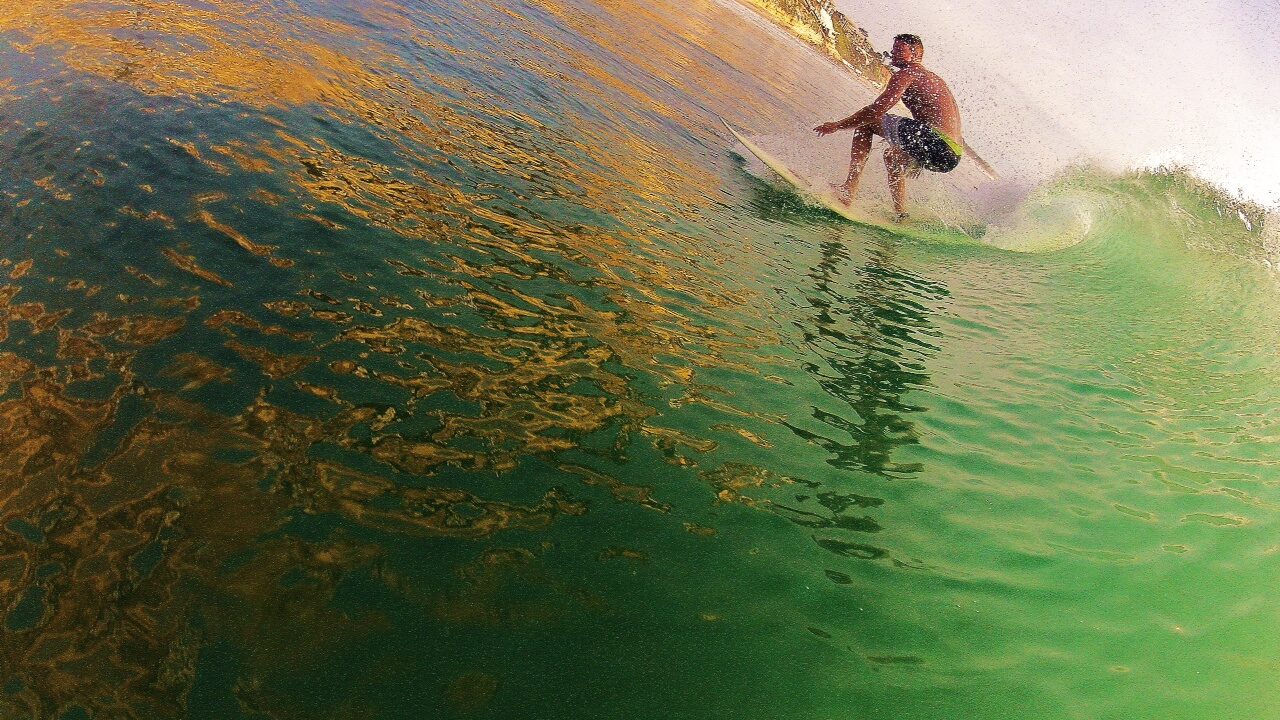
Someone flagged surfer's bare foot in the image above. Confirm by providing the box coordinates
[830,182,856,206]
[892,211,909,223]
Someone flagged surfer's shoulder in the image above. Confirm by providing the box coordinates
[890,65,926,84]
[885,65,914,88]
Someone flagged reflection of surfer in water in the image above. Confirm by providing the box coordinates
[786,235,943,477]
[813,34,964,219]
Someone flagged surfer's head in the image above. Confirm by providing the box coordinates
[890,34,923,67]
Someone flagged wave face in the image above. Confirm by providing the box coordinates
[1,0,1278,718]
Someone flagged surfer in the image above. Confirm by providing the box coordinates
[813,34,964,219]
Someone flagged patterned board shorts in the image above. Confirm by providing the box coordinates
[880,114,962,173]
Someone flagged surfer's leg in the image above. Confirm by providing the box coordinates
[883,144,912,215]
[836,124,875,205]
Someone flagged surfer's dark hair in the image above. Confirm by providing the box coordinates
[894,34,923,54]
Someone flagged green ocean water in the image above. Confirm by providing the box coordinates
[1,0,1279,718]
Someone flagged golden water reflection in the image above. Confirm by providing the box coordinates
[0,0,910,714]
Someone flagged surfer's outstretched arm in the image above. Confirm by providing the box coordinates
[813,70,912,136]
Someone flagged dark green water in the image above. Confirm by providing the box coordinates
[2,0,1279,718]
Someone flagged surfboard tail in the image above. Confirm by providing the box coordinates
[960,139,1001,181]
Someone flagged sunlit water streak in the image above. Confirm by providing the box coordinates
[1,0,1278,718]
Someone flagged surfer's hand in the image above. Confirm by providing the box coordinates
[813,122,839,136]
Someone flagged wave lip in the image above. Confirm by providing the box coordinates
[981,165,1272,259]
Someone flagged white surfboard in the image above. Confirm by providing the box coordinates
[721,116,949,240]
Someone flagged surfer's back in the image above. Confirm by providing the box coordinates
[898,64,962,140]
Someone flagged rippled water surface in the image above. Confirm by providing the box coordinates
[3,0,1280,718]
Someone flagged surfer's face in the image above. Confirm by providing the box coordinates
[889,40,911,67]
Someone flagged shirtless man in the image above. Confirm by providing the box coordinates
[813,34,963,218]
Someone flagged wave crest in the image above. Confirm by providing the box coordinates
[982,165,1273,263]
